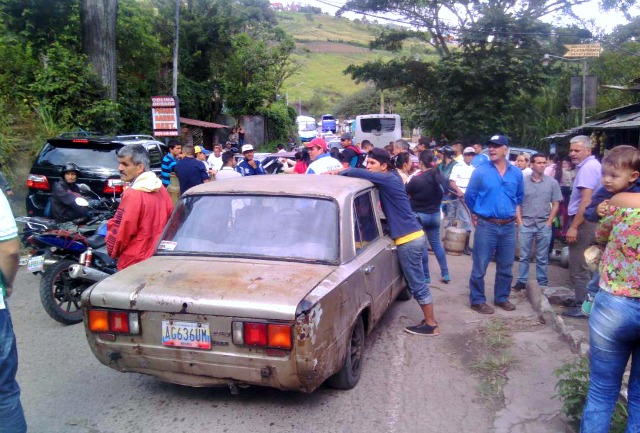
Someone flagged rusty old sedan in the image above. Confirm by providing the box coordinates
[81,175,410,392]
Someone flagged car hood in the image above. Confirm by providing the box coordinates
[86,256,335,320]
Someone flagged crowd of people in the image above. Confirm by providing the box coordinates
[2,128,639,431]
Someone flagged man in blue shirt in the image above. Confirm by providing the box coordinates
[174,144,210,195]
[465,134,524,314]
[471,143,489,167]
[236,144,266,176]
[160,140,182,187]
[335,148,440,336]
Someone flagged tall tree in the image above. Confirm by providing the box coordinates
[80,0,118,101]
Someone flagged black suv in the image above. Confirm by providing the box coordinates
[26,134,168,216]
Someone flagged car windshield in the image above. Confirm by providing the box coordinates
[158,195,340,263]
[36,143,121,170]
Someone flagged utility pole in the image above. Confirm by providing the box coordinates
[172,0,179,97]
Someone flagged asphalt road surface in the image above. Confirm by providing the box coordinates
[10,257,572,433]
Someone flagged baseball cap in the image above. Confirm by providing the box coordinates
[194,145,211,156]
[463,146,476,154]
[304,137,327,152]
[368,147,391,166]
[486,134,510,147]
[340,132,352,141]
[439,145,455,156]
[241,144,254,153]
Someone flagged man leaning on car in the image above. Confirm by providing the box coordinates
[106,144,174,270]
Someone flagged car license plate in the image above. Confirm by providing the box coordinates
[27,255,45,272]
[161,320,211,350]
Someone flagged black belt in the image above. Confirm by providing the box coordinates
[479,216,516,225]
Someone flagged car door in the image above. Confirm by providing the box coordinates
[353,191,397,325]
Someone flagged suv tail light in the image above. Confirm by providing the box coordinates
[103,179,124,194]
[88,309,140,335]
[232,321,292,349]
[26,174,50,191]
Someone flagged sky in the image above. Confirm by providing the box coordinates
[281,0,634,33]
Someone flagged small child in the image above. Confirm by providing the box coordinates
[582,145,640,315]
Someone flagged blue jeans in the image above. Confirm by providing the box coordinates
[586,271,600,298]
[469,218,516,305]
[0,305,27,433]
[581,291,640,433]
[517,225,552,286]
[397,236,433,305]
[416,212,449,278]
[456,202,473,232]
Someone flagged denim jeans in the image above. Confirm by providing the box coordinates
[568,218,597,303]
[586,271,600,298]
[469,218,516,305]
[581,291,640,433]
[397,236,433,305]
[416,212,449,279]
[517,225,552,286]
[456,202,473,233]
[0,305,27,433]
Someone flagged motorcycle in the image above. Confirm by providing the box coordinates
[24,184,119,324]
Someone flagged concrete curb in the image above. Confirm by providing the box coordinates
[525,281,590,357]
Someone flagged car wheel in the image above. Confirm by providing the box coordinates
[396,286,412,301]
[326,315,365,390]
[40,259,89,325]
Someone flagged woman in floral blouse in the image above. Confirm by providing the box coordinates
[581,191,640,432]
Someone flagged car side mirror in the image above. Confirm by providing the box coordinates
[75,197,89,207]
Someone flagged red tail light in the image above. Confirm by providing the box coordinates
[72,139,89,143]
[27,174,50,191]
[244,323,268,346]
[88,309,139,334]
[103,179,124,194]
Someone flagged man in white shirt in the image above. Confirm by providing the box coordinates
[207,144,224,172]
[0,190,27,432]
[305,138,342,174]
[215,151,242,181]
[449,146,477,254]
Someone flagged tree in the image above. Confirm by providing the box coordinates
[80,0,118,101]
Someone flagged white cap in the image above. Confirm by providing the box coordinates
[463,146,476,154]
[241,144,254,153]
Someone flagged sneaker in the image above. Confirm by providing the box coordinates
[470,303,495,314]
[512,281,526,292]
[581,298,593,316]
[495,301,516,311]
[404,322,440,336]
[441,275,451,284]
[562,307,588,319]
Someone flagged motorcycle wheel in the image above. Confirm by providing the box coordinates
[40,259,90,325]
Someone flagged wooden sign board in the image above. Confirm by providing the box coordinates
[564,44,602,58]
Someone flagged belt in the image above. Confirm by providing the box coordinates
[479,216,516,225]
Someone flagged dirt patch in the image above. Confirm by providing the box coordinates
[296,41,371,54]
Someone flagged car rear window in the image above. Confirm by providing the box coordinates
[36,142,122,169]
[158,195,340,263]
[360,118,397,133]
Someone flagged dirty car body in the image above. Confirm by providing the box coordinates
[82,176,405,392]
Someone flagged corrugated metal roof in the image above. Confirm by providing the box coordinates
[180,117,230,129]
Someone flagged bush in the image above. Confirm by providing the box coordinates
[555,357,629,432]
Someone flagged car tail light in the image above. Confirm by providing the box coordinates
[103,179,124,194]
[232,321,292,350]
[88,309,140,335]
[26,174,50,191]
[267,324,292,349]
[72,139,89,143]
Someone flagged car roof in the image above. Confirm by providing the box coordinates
[46,135,163,146]
[184,174,373,202]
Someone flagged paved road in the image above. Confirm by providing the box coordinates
[10,255,573,433]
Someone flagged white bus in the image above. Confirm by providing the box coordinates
[296,115,317,142]
[355,114,402,148]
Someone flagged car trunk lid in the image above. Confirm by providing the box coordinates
[87,256,335,320]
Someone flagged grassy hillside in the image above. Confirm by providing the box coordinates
[277,11,436,117]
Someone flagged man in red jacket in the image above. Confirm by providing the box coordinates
[107,144,174,270]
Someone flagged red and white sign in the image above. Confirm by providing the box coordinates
[151,96,179,137]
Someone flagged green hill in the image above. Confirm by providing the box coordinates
[277,11,435,116]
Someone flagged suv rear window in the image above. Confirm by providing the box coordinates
[36,142,122,169]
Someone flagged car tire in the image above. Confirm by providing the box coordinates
[40,259,89,325]
[326,315,365,390]
[396,286,412,301]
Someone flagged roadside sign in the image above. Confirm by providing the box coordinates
[563,44,602,58]
[151,96,179,137]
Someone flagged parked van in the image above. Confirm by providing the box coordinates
[321,114,337,133]
[296,115,317,142]
[355,114,401,148]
